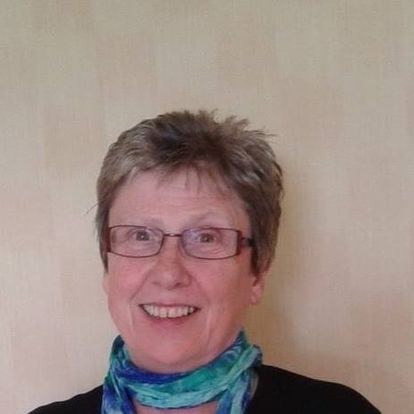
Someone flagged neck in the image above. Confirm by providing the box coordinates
[134,400,217,414]
[133,375,258,414]
[102,332,262,414]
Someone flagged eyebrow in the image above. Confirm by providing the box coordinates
[113,211,235,229]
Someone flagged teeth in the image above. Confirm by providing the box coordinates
[142,305,197,319]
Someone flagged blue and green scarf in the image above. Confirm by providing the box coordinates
[102,331,261,414]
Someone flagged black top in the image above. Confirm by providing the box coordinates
[29,365,380,413]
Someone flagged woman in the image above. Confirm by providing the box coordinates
[31,110,379,413]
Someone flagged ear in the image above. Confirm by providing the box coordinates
[250,268,268,305]
[102,271,109,295]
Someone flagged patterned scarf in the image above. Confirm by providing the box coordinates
[102,331,262,414]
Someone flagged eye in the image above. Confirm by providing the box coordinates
[135,230,151,241]
[126,227,153,242]
[199,232,216,243]
[194,228,222,244]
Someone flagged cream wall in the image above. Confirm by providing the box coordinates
[1,1,413,413]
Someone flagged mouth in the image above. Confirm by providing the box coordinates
[140,304,199,319]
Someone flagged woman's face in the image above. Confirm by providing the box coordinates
[103,169,265,373]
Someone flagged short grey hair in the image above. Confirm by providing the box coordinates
[96,110,283,274]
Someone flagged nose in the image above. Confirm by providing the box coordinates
[149,236,191,290]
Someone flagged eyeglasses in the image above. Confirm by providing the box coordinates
[106,225,253,260]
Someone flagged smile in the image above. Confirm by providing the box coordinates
[141,304,198,319]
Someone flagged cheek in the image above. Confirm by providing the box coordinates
[201,260,256,312]
[105,259,147,298]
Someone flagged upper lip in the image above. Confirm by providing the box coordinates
[140,302,199,308]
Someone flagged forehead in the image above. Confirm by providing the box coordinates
[109,169,250,230]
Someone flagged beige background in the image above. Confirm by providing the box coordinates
[1,1,413,413]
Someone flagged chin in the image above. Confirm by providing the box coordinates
[129,349,205,374]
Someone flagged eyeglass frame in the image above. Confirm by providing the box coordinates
[104,225,254,260]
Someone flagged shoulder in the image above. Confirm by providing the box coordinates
[248,364,380,414]
[28,386,102,414]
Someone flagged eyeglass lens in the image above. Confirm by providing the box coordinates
[109,226,242,259]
